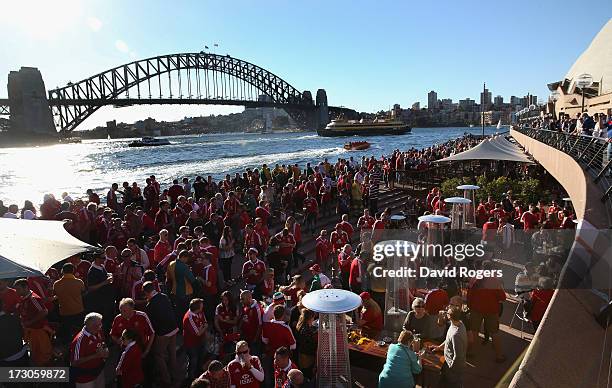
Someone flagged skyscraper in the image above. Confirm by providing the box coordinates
[494,95,503,107]
[428,91,438,110]
[480,88,492,109]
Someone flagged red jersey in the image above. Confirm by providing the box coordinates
[17,291,48,329]
[182,310,207,348]
[131,279,160,303]
[116,341,144,388]
[357,215,375,230]
[153,240,171,266]
[215,303,238,334]
[261,320,296,356]
[276,233,296,257]
[244,230,264,253]
[201,264,218,295]
[371,220,385,241]
[274,360,298,388]
[240,301,263,343]
[103,258,118,275]
[330,230,349,253]
[255,206,271,225]
[339,221,354,241]
[110,311,155,346]
[315,236,332,264]
[0,287,21,314]
[27,276,53,310]
[481,221,498,241]
[467,279,506,315]
[72,260,91,282]
[261,278,275,298]
[303,197,318,214]
[242,260,266,286]
[337,251,353,274]
[228,356,263,388]
[70,329,105,383]
[521,211,539,230]
[349,258,364,286]
[361,306,383,332]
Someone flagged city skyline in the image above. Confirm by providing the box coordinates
[1,1,610,130]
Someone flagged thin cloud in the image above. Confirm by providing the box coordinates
[87,17,103,32]
[115,40,129,53]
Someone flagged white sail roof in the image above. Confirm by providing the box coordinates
[436,136,533,164]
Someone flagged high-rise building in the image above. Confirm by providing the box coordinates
[480,88,492,109]
[510,96,522,106]
[427,91,438,110]
[494,95,503,107]
[411,102,420,110]
[441,98,453,110]
[459,98,476,110]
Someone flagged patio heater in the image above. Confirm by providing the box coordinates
[444,197,472,230]
[457,184,480,226]
[376,240,417,335]
[417,214,451,267]
[302,289,362,388]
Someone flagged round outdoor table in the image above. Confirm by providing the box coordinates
[389,214,407,229]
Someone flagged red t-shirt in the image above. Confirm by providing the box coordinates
[74,260,91,282]
[277,233,296,257]
[182,310,207,348]
[240,301,263,343]
[361,306,383,331]
[228,356,263,388]
[481,221,498,241]
[315,237,332,264]
[242,260,266,286]
[349,258,363,286]
[521,211,539,230]
[131,279,160,303]
[330,231,348,253]
[274,360,298,388]
[261,320,296,356]
[337,252,353,274]
[17,292,48,329]
[467,279,506,315]
[110,311,155,346]
[153,241,171,266]
[528,289,554,322]
[117,342,144,388]
[303,197,318,214]
[201,264,218,295]
[339,221,354,240]
[70,329,105,383]
[424,289,450,316]
[357,215,375,230]
[0,287,21,314]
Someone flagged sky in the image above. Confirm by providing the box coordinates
[0,0,610,130]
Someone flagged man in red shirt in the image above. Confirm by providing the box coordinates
[357,208,375,232]
[275,228,296,271]
[242,249,266,292]
[227,340,264,388]
[199,253,218,324]
[424,282,450,316]
[131,270,159,310]
[255,201,271,226]
[153,229,171,267]
[520,205,539,231]
[302,192,318,234]
[70,312,109,386]
[68,255,91,282]
[481,217,499,244]
[467,261,506,362]
[183,298,208,380]
[261,306,296,357]
[349,254,365,294]
[14,279,52,366]
[273,346,298,388]
[330,224,349,254]
[337,244,354,290]
[110,298,155,353]
[0,279,21,314]
[240,290,263,354]
[315,230,332,269]
[339,214,354,243]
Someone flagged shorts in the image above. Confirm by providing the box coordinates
[469,311,499,334]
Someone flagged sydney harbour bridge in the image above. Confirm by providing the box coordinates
[0,52,359,135]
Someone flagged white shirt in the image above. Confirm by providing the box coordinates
[2,212,17,219]
[319,273,331,287]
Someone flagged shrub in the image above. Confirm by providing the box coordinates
[440,177,462,198]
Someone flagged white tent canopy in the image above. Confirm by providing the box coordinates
[0,219,96,275]
[436,136,533,164]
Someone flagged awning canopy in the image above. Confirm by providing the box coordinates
[0,219,96,276]
[436,136,533,164]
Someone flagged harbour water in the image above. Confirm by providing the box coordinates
[0,127,501,206]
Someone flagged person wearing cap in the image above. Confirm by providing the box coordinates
[309,264,331,292]
[263,292,286,323]
[358,292,383,339]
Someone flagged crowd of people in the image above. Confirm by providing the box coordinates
[524,111,612,137]
[0,133,566,388]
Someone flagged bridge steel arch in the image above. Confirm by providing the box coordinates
[48,53,317,132]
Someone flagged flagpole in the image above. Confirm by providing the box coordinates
[482,82,486,137]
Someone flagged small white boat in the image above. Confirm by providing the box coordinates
[128,137,171,147]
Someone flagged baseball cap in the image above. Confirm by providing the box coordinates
[309,264,321,272]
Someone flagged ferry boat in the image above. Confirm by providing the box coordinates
[317,118,411,137]
[128,137,171,147]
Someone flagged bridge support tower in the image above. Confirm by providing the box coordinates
[315,89,329,130]
[7,67,56,136]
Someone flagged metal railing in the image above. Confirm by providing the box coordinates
[514,126,612,208]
